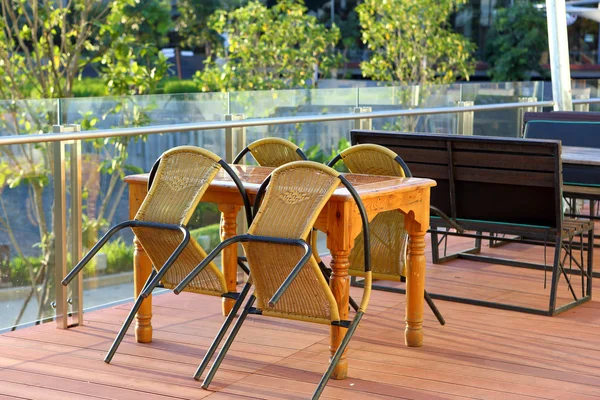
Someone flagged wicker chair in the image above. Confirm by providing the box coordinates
[174,161,372,400]
[62,146,253,364]
[328,143,446,325]
[233,137,307,166]
[233,137,338,299]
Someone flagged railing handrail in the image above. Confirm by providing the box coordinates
[573,97,600,104]
[0,100,558,146]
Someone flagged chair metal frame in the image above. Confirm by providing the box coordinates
[328,144,448,325]
[174,162,372,400]
[62,148,254,363]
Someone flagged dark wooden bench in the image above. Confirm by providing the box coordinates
[351,130,594,316]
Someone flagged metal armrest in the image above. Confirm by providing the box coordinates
[173,234,309,296]
[140,225,190,298]
[62,220,187,287]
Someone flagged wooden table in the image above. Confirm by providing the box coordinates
[562,146,600,199]
[124,165,436,380]
[562,146,600,167]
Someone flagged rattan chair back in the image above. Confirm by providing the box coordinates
[245,161,341,324]
[336,144,409,280]
[236,137,306,167]
[133,146,227,296]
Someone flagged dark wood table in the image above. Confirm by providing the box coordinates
[562,146,600,199]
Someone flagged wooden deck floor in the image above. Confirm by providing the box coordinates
[2,235,600,400]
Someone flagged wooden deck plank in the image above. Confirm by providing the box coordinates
[0,381,107,400]
[2,236,600,399]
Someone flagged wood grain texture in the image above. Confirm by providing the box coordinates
[129,181,153,343]
[219,204,241,316]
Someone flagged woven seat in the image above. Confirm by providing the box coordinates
[174,161,372,399]
[62,146,253,364]
[328,143,445,325]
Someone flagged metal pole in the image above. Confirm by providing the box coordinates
[52,129,68,329]
[70,127,83,327]
[224,114,246,284]
[573,94,591,112]
[224,114,245,163]
[517,97,538,137]
[53,124,83,329]
[455,101,474,136]
[546,0,573,111]
[354,107,373,131]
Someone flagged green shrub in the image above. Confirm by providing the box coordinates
[190,223,221,250]
[72,78,109,98]
[9,256,43,286]
[103,238,134,275]
[163,79,200,94]
[188,202,220,228]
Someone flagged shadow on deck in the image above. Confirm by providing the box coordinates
[1,234,600,399]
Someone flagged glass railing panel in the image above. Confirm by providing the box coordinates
[0,98,59,331]
[72,128,227,313]
[61,92,229,129]
[358,84,461,133]
[229,88,356,120]
[234,88,356,158]
[571,79,600,111]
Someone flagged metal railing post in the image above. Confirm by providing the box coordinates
[70,129,83,327]
[455,101,474,136]
[517,97,538,137]
[574,94,590,112]
[224,114,247,283]
[224,114,246,163]
[354,107,372,131]
[53,124,82,329]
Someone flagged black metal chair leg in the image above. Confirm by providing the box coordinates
[400,276,445,324]
[349,296,359,312]
[193,282,252,381]
[548,237,563,316]
[312,312,364,400]
[424,290,445,325]
[104,270,157,364]
[430,229,441,263]
[587,226,594,297]
[202,294,256,389]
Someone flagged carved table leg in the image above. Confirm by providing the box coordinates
[219,204,241,316]
[405,218,427,347]
[134,237,153,343]
[328,248,351,379]
[128,181,152,343]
